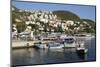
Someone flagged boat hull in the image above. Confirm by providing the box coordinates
[76,48,88,54]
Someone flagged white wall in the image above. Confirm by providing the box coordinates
[0,0,99,67]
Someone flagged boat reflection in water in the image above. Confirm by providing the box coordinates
[12,47,87,66]
[33,37,75,49]
[76,51,87,60]
[12,38,95,66]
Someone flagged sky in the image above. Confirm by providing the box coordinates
[12,1,96,21]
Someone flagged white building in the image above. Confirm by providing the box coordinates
[66,20,74,26]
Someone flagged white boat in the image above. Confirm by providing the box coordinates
[76,47,88,53]
[34,42,64,49]
[34,42,48,49]
[76,42,88,54]
[64,42,76,48]
[47,42,64,49]
[64,38,74,43]
[60,37,76,48]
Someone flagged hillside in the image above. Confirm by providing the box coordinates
[53,10,80,21]
[12,6,96,34]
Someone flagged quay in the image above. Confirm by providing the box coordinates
[12,40,54,49]
[12,36,94,49]
[12,31,95,49]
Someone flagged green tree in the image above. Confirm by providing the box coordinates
[16,22,27,33]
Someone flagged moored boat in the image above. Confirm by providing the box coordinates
[34,42,64,49]
[61,37,76,48]
[33,42,48,49]
[47,42,64,49]
[76,42,88,54]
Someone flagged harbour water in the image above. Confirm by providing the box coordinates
[12,38,96,66]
